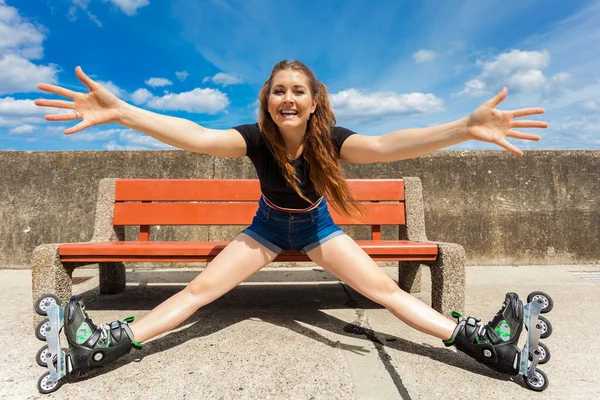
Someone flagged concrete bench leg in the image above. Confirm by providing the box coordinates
[31,244,75,326]
[99,262,126,294]
[428,243,466,317]
[398,261,422,293]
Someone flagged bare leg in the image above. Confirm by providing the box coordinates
[129,233,278,343]
[307,234,456,340]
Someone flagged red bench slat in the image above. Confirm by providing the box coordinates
[115,179,405,201]
[113,202,406,225]
[58,240,438,262]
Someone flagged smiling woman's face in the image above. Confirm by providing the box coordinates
[267,69,316,130]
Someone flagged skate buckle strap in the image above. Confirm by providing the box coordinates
[98,324,111,347]
[121,318,143,349]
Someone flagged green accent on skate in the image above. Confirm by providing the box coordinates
[123,316,135,323]
[494,320,512,341]
[450,311,463,319]
[76,322,93,344]
[442,338,454,345]
[132,341,143,349]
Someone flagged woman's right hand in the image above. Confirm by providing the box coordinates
[35,66,126,135]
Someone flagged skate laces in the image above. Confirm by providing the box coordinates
[97,323,111,347]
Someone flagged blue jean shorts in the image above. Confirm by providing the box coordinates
[242,196,346,254]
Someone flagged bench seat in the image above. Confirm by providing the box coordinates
[58,240,439,262]
[32,177,466,323]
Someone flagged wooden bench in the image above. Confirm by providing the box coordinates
[32,178,465,321]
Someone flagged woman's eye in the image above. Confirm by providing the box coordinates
[273,89,304,95]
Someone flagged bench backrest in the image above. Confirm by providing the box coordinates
[113,179,406,241]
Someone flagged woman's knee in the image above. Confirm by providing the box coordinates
[369,277,402,304]
[183,276,223,305]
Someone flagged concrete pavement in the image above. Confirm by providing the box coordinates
[1,264,599,399]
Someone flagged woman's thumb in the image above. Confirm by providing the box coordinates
[75,66,99,91]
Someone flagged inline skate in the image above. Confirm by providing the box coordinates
[444,291,553,391]
[33,294,142,394]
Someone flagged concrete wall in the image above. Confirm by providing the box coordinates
[0,150,598,268]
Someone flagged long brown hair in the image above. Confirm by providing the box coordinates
[258,60,366,219]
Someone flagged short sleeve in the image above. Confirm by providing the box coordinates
[232,123,260,160]
[332,126,357,156]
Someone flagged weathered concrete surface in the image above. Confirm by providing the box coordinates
[0,150,598,268]
[2,264,599,399]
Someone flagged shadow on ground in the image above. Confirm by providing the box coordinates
[67,268,518,387]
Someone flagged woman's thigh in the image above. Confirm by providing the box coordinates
[186,232,279,301]
[305,234,400,304]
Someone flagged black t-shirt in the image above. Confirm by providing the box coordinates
[232,123,357,209]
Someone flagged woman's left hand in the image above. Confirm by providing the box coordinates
[466,87,548,156]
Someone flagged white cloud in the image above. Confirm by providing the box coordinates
[67,127,124,141]
[330,89,444,123]
[0,97,49,116]
[0,115,44,127]
[454,49,570,98]
[145,77,173,87]
[583,99,600,111]
[131,88,153,104]
[452,79,487,98]
[68,0,102,28]
[0,1,46,60]
[0,55,59,95]
[202,72,242,86]
[479,49,550,78]
[176,70,190,81]
[413,50,436,63]
[97,80,126,98]
[105,130,177,150]
[549,114,600,147]
[0,3,59,95]
[0,97,73,128]
[8,124,35,134]
[146,88,230,114]
[104,0,151,16]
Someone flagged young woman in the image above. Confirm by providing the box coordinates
[35,60,547,380]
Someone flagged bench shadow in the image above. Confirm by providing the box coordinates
[70,269,522,388]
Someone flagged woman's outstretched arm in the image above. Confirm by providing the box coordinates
[35,66,246,158]
[340,87,549,163]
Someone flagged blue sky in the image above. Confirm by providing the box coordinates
[1,0,599,151]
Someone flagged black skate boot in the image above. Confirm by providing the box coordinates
[443,292,524,376]
[63,296,143,375]
[34,295,143,394]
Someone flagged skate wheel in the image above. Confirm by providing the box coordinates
[35,318,51,341]
[523,368,548,391]
[34,294,61,316]
[537,316,553,339]
[528,341,550,365]
[36,345,54,367]
[527,291,553,313]
[37,371,63,394]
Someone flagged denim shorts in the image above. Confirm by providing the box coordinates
[242,196,346,254]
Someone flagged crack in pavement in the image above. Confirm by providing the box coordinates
[340,283,412,400]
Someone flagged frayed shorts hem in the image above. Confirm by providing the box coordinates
[242,228,283,254]
[241,227,346,254]
[300,230,346,253]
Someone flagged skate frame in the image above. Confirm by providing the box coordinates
[45,303,67,383]
[520,301,542,380]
